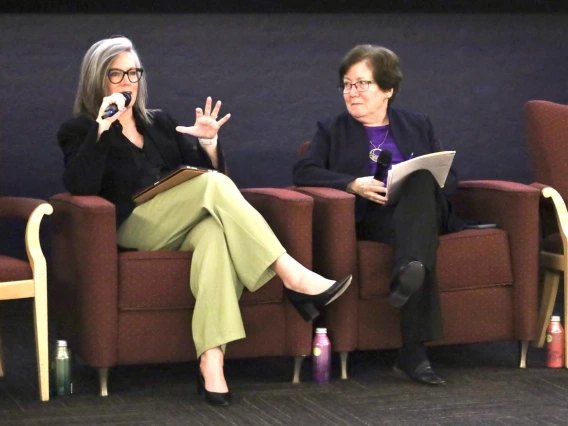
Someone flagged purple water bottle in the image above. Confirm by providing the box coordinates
[312,327,331,383]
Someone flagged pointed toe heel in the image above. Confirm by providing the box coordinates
[286,275,352,321]
[197,370,232,406]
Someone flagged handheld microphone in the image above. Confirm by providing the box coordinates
[101,92,132,119]
[374,149,393,181]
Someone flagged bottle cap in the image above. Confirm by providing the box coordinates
[56,340,68,346]
[551,316,561,322]
[315,328,327,334]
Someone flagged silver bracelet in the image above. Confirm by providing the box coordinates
[198,135,218,146]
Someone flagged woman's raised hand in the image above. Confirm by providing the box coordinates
[176,97,231,139]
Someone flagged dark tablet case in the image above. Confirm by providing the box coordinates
[132,166,217,204]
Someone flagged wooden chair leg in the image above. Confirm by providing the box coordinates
[0,324,4,377]
[292,356,304,384]
[33,287,50,401]
[534,270,560,348]
[340,351,349,379]
[519,341,529,368]
[564,269,568,368]
[98,367,109,396]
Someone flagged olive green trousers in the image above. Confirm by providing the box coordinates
[117,173,286,357]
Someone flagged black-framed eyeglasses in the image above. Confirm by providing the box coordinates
[339,80,375,94]
[107,68,144,84]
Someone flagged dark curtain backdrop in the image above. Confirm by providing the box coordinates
[0,13,567,254]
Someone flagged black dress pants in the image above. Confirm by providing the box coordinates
[356,169,457,343]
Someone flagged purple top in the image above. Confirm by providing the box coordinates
[365,125,405,184]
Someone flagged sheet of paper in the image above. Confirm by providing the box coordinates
[386,151,456,204]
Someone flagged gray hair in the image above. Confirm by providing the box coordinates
[73,36,152,123]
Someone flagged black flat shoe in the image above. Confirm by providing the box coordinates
[394,360,446,386]
[388,261,425,308]
[286,275,352,321]
[197,369,232,406]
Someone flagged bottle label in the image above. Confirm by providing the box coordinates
[547,334,553,343]
[313,348,321,357]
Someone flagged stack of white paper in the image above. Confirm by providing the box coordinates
[386,151,456,204]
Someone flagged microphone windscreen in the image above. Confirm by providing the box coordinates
[122,92,132,107]
[377,149,392,166]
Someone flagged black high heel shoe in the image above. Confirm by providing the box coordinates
[286,275,352,321]
[197,369,232,406]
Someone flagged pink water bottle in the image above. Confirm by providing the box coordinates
[312,327,331,383]
[547,315,565,368]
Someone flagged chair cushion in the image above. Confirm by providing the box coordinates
[117,251,283,311]
[358,228,513,299]
[0,255,32,282]
[543,232,562,254]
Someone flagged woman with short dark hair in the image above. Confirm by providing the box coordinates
[294,44,464,386]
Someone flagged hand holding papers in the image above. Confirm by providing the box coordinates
[385,151,456,204]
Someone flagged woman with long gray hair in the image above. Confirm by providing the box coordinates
[57,36,351,406]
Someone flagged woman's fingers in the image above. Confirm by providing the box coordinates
[211,100,222,118]
[217,113,231,126]
[175,125,196,135]
[367,191,387,204]
[204,97,213,116]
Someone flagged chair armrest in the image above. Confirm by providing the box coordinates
[0,197,53,281]
[240,188,313,261]
[240,188,314,354]
[293,187,359,352]
[49,193,119,367]
[530,182,549,192]
[291,187,357,278]
[454,180,540,228]
[531,182,564,240]
[25,203,53,279]
[454,180,540,340]
[0,197,49,220]
[536,186,568,266]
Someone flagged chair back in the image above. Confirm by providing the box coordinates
[525,100,568,200]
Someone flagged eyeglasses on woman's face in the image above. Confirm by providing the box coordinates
[107,68,144,84]
[339,80,375,94]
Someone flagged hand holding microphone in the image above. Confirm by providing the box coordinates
[97,91,131,123]
[96,92,132,136]
[346,149,392,204]
[101,92,131,119]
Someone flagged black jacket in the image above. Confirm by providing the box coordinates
[58,110,226,227]
[293,107,459,223]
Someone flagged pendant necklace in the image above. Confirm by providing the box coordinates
[369,126,389,162]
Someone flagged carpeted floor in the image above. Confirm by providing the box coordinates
[2,299,568,426]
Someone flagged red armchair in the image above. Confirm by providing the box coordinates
[49,188,314,395]
[525,100,568,361]
[295,144,540,377]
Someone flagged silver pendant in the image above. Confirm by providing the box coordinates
[369,148,381,162]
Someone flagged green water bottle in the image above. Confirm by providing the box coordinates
[53,340,72,396]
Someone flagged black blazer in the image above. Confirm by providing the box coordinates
[57,110,226,227]
[293,107,459,223]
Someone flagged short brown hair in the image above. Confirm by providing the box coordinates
[339,45,403,103]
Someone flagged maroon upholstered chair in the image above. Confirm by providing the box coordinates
[49,188,314,395]
[295,142,540,378]
[525,100,568,360]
